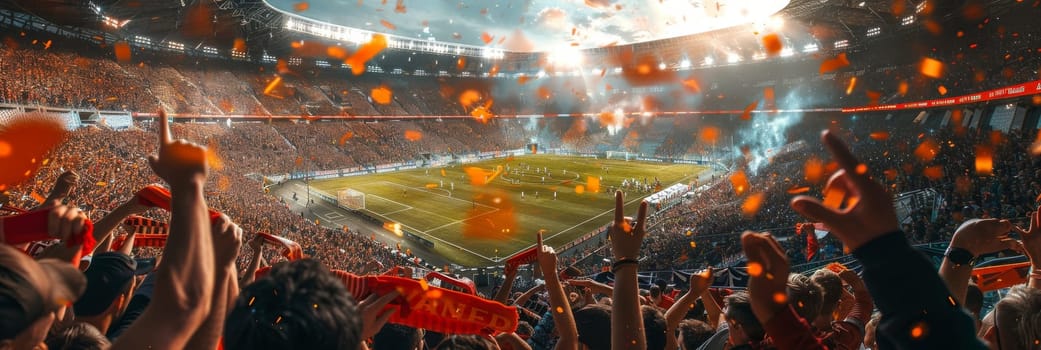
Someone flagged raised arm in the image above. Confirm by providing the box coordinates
[113,110,215,350]
[184,214,243,350]
[701,288,724,329]
[239,234,265,287]
[790,130,985,349]
[939,219,1016,304]
[536,231,578,350]
[664,268,712,350]
[88,197,152,254]
[38,170,79,209]
[743,231,825,350]
[493,263,520,303]
[1013,205,1041,289]
[609,191,648,350]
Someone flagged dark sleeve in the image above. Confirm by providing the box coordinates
[851,231,987,350]
[107,272,157,340]
[763,304,826,350]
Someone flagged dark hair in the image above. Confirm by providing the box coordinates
[678,319,714,350]
[515,321,534,337]
[45,323,111,350]
[810,269,843,319]
[724,291,764,341]
[787,273,824,321]
[574,303,612,350]
[434,334,497,350]
[649,285,662,298]
[643,305,668,350]
[373,324,421,350]
[223,259,361,350]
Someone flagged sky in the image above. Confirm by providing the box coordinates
[267,0,790,52]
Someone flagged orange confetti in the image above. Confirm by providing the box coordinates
[345,34,388,75]
[404,130,422,141]
[480,32,494,44]
[914,139,940,162]
[293,2,309,12]
[975,145,993,176]
[730,171,750,196]
[761,33,783,56]
[380,19,397,30]
[575,185,585,194]
[855,164,868,175]
[327,46,347,59]
[920,57,944,78]
[96,181,107,187]
[394,0,406,13]
[822,186,846,210]
[819,53,850,74]
[845,77,857,95]
[456,58,466,71]
[742,193,764,217]
[682,79,701,93]
[371,86,393,104]
[113,41,131,63]
[338,131,354,146]
[773,292,787,304]
[747,262,764,277]
[869,131,890,140]
[0,113,67,189]
[910,322,927,339]
[517,75,531,85]
[425,183,438,189]
[700,127,721,144]
[689,241,697,248]
[440,169,447,177]
[826,262,847,273]
[233,38,246,52]
[922,165,944,180]
[263,76,282,96]
[786,186,810,195]
[459,90,481,109]
[30,191,45,204]
[937,85,948,95]
[488,64,499,76]
[741,101,758,120]
[898,81,909,96]
[43,40,51,50]
[587,176,600,193]
[804,157,825,184]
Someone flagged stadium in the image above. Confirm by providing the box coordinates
[0,0,1039,348]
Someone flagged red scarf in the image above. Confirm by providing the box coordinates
[258,232,303,261]
[2,207,95,258]
[136,185,223,222]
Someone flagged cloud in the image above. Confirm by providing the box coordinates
[536,7,570,29]
[582,0,613,9]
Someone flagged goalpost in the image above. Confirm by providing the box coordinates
[337,188,366,210]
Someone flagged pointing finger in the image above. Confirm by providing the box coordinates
[614,190,624,224]
[157,109,171,145]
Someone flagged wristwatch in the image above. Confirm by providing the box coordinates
[944,247,977,266]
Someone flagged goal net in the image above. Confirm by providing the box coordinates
[337,189,365,210]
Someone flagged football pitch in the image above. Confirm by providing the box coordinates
[309,155,707,267]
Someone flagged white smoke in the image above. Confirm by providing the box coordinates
[735,88,816,174]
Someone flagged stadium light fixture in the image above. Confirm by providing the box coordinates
[780,48,795,57]
[726,53,741,64]
[866,27,881,36]
[768,16,785,30]
[658,62,667,70]
[901,15,915,25]
[752,52,767,60]
[679,59,691,69]
[802,43,819,53]
[546,46,584,67]
[703,56,714,66]
[833,40,849,49]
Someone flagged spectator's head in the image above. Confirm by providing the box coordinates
[574,303,611,350]
[643,305,668,350]
[372,324,423,350]
[810,269,843,321]
[44,323,110,350]
[514,321,534,340]
[724,291,765,344]
[0,244,86,350]
[73,252,137,330]
[223,259,361,350]
[983,285,1041,350]
[787,273,823,322]
[677,319,714,350]
[434,334,497,350]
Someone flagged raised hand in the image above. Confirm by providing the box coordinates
[1013,204,1041,268]
[148,110,207,187]
[40,170,80,208]
[690,267,713,296]
[211,214,244,267]
[790,130,899,251]
[741,231,791,323]
[358,290,400,340]
[535,230,558,276]
[48,204,89,241]
[610,190,649,260]
[951,219,1018,257]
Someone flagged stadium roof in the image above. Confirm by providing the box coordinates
[265,0,790,52]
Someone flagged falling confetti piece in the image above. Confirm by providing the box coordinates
[786,186,810,194]
[937,85,948,95]
[975,145,993,176]
[914,139,940,162]
[761,33,783,56]
[773,292,787,304]
[338,131,354,146]
[826,262,847,273]
[869,131,890,140]
[922,165,944,180]
[681,79,701,93]
[293,2,309,12]
[747,262,763,277]
[394,0,406,13]
[480,32,494,44]
[910,322,927,339]
[517,74,531,85]
[730,171,750,196]
[741,101,758,120]
[233,38,246,52]
[845,77,857,95]
[898,81,909,96]
[0,113,67,190]
[575,185,585,194]
[459,90,481,109]
[345,34,388,75]
[742,193,764,217]
[699,127,721,144]
[30,191,45,204]
[380,19,396,30]
[113,41,131,63]
[920,57,944,78]
[207,139,224,171]
[404,130,422,141]
[371,86,393,104]
[263,76,282,96]
[855,164,868,175]
[822,186,846,210]
[804,157,825,184]
[819,53,850,74]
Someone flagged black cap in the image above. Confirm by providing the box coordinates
[73,252,136,317]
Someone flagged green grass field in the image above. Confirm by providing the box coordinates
[309,155,706,267]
